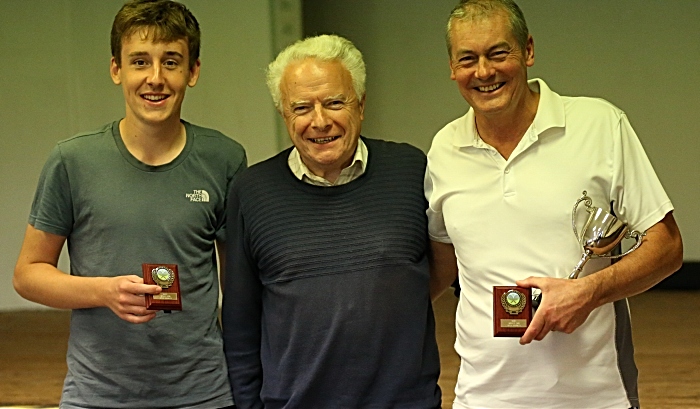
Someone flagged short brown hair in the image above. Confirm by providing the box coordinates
[110,0,201,69]
[447,0,529,57]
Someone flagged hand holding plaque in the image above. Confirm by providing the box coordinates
[143,263,182,311]
[531,191,646,310]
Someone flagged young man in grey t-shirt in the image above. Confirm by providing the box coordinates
[13,1,245,407]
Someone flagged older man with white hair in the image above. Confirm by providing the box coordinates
[222,34,442,409]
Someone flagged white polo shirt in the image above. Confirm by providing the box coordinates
[425,79,673,408]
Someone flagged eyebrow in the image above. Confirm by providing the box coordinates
[453,41,512,57]
[289,100,311,107]
[324,94,347,101]
[126,50,185,59]
[289,94,348,106]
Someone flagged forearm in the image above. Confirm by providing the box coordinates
[585,212,683,307]
[13,263,111,310]
[14,224,109,309]
[429,240,458,301]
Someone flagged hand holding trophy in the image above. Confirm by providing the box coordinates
[530,191,646,311]
[495,191,646,336]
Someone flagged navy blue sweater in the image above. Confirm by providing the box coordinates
[223,138,441,409]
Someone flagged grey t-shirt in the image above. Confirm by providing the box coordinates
[30,121,246,408]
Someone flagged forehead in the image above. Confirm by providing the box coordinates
[120,28,189,56]
[281,58,355,100]
[449,12,515,53]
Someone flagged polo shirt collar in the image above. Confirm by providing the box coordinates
[529,78,565,138]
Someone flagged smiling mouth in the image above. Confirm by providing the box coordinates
[309,135,340,144]
[475,83,505,92]
[142,94,169,102]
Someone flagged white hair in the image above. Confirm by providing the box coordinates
[266,34,366,111]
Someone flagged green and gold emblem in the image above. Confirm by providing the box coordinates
[501,289,526,315]
[151,266,175,289]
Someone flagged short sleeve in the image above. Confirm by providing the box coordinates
[29,145,73,237]
[424,163,451,243]
[610,113,673,233]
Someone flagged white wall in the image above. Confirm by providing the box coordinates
[304,0,700,260]
[0,0,285,310]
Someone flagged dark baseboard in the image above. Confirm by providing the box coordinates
[652,261,700,290]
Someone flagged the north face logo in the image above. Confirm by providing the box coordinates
[186,190,210,202]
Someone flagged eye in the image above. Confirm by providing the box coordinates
[292,105,311,114]
[163,60,179,69]
[490,51,509,61]
[326,100,345,109]
[455,55,476,66]
[132,59,148,67]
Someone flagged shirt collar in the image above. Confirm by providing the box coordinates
[288,138,368,185]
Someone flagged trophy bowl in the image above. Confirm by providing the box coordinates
[569,191,645,279]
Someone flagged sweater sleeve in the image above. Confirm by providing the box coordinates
[222,179,264,409]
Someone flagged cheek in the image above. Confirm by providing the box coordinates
[336,111,357,130]
[454,71,472,86]
[291,117,310,136]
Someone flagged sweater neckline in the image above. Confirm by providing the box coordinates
[278,137,373,195]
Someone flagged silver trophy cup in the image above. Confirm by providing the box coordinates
[569,190,645,279]
[532,191,645,309]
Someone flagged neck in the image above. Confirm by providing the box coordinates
[475,89,540,160]
[306,162,344,184]
[119,117,186,166]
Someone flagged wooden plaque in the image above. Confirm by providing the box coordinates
[143,263,182,311]
[493,286,531,337]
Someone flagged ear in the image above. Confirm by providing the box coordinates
[449,57,457,81]
[525,35,535,68]
[187,59,201,87]
[110,57,121,85]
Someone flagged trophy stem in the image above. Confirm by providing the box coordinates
[569,250,592,279]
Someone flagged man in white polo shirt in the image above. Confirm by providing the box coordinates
[425,0,683,408]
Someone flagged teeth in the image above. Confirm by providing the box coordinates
[310,136,337,143]
[143,94,167,101]
[478,84,502,92]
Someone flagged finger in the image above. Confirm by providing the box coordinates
[534,326,553,341]
[122,282,162,296]
[120,310,158,324]
[520,314,543,345]
[118,302,157,317]
[122,274,145,284]
[515,276,541,289]
[120,293,149,308]
[140,284,163,295]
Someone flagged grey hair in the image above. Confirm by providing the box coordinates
[266,34,366,111]
[446,0,529,57]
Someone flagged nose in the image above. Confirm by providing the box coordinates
[146,65,164,86]
[311,104,331,131]
[475,57,495,79]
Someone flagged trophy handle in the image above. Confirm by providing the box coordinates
[569,230,645,278]
[601,229,646,259]
[572,191,593,243]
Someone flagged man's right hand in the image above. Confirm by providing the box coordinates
[103,275,162,323]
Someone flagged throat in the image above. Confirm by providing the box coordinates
[119,120,187,166]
